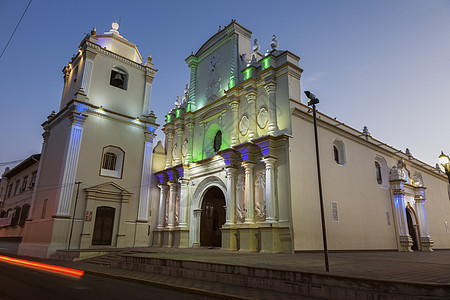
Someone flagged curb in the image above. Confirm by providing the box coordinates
[82,268,255,300]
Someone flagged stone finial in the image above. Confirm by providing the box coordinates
[91,27,97,36]
[406,148,412,157]
[270,35,278,51]
[252,39,260,53]
[110,21,119,34]
[436,163,442,171]
[218,25,222,31]
[184,84,189,96]
[363,126,370,136]
[47,110,56,121]
[175,96,181,107]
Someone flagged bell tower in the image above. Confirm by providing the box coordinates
[19,22,159,258]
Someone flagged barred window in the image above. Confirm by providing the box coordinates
[102,152,117,171]
[214,131,222,153]
[375,161,382,184]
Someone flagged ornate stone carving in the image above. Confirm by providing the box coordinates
[181,139,188,158]
[239,115,249,136]
[257,107,269,129]
[206,51,221,102]
[255,170,266,219]
[236,174,246,222]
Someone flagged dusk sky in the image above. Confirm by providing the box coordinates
[0,0,449,175]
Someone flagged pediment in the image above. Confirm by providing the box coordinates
[84,181,132,195]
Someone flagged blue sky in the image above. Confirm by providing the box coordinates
[0,0,449,175]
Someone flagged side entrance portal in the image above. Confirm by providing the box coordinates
[92,206,115,246]
[200,187,225,247]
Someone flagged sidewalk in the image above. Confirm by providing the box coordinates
[5,247,450,299]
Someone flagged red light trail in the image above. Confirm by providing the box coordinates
[0,255,84,277]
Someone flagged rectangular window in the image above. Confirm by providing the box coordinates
[14,180,20,195]
[6,184,13,198]
[41,199,48,219]
[30,171,37,188]
[331,201,339,222]
[21,176,28,192]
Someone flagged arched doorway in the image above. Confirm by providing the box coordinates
[92,206,115,246]
[200,187,225,247]
[406,208,420,251]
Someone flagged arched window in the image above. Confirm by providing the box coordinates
[213,131,222,152]
[374,156,388,188]
[110,66,128,90]
[375,161,382,184]
[332,139,346,165]
[102,152,117,170]
[100,146,125,178]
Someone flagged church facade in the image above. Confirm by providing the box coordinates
[1,21,449,258]
[150,21,450,253]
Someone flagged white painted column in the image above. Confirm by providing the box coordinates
[80,50,96,95]
[224,166,238,225]
[174,126,183,165]
[192,209,202,247]
[186,123,194,164]
[178,179,189,228]
[264,84,278,136]
[393,191,408,236]
[242,161,256,224]
[246,93,257,140]
[415,198,430,238]
[261,157,278,222]
[167,181,176,228]
[165,130,174,169]
[157,184,168,229]
[142,80,153,115]
[55,113,87,216]
[229,100,240,146]
[137,131,155,222]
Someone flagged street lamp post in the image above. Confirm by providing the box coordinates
[439,151,450,184]
[304,91,330,272]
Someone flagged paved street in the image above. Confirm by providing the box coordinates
[0,260,216,300]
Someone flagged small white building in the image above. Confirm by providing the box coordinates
[18,23,158,258]
[151,21,450,253]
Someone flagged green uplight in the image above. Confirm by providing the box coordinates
[228,77,235,89]
[166,114,172,123]
[176,108,181,118]
[244,68,252,80]
[261,57,271,70]
[187,103,191,112]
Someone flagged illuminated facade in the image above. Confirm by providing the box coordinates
[151,21,450,253]
[18,23,158,258]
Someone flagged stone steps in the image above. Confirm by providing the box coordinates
[109,254,450,299]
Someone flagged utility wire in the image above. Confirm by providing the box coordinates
[0,0,33,61]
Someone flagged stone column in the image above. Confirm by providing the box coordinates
[137,131,155,222]
[246,93,257,140]
[261,156,278,222]
[187,57,198,111]
[415,196,433,251]
[55,113,87,217]
[224,166,238,225]
[264,84,278,136]
[242,161,256,224]
[165,129,174,169]
[186,123,194,163]
[192,209,202,247]
[178,178,189,228]
[392,190,413,251]
[174,126,183,165]
[229,100,240,146]
[167,181,177,228]
[80,50,97,96]
[157,184,168,229]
